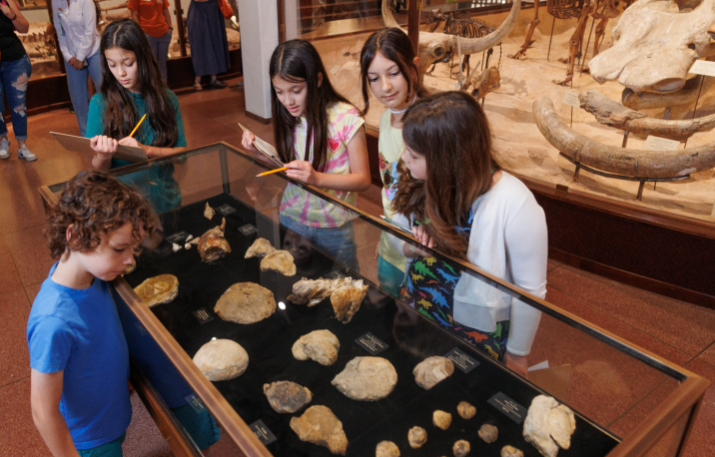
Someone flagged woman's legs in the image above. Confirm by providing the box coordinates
[0,55,34,160]
[146,31,171,82]
[65,61,91,137]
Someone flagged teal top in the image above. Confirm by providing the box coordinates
[86,89,187,214]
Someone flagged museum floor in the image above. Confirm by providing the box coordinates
[1,79,714,456]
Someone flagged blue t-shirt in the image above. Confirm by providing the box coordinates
[26,263,131,450]
[86,89,187,214]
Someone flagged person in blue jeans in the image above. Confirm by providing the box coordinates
[28,170,158,456]
[0,0,35,161]
[53,0,102,137]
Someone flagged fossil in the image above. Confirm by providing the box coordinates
[193,338,248,381]
[433,410,452,430]
[479,423,499,443]
[288,277,337,307]
[214,282,276,324]
[263,381,312,413]
[523,395,576,457]
[413,356,454,390]
[133,274,178,306]
[290,405,348,455]
[453,439,471,457]
[330,278,368,323]
[123,256,136,275]
[260,250,296,276]
[204,202,215,220]
[292,329,340,366]
[457,401,476,419]
[172,242,182,252]
[408,426,427,448]
[375,441,400,457]
[501,445,524,457]
[198,218,230,262]
[331,356,398,401]
[245,237,277,258]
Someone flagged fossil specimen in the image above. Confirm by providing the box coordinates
[260,250,296,276]
[263,381,312,413]
[413,356,454,390]
[479,423,499,443]
[330,278,369,323]
[198,217,230,262]
[453,440,471,457]
[193,339,248,381]
[523,395,576,457]
[245,237,277,258]
[214,282,276,324]
[288,277,336,306]
[124,256,136,275]
[133,274,178,306]
[408,426,427,448]
[204,202,215,220]
[172,242,182,252]
[433,410,452,430]
[290,405,348,455]
[501,445,524,457]
[292,329,340,366]
[331,357,398,401]
[376,440,400,457]
[457,401,476,419]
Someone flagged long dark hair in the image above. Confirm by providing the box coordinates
[99,19,178,147]
[269,39,351,171]
[359,28,427,116]
[393,91,498,259]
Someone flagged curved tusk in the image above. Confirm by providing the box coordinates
[533,97,715,178]
[381,0,402,29]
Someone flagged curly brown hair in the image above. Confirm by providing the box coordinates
[45,170,158,259]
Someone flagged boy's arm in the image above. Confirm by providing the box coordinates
[31,369,80,457]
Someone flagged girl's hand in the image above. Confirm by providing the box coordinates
[285,160,319,186]
[118,136,142,148]
[0,2,13,18]
[413,225,435,249]
[241,130,258,152]
[90,135,118,155]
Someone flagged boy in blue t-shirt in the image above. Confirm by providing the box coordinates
[27,170,157,456]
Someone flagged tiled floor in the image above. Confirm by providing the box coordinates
[2,78,714,456]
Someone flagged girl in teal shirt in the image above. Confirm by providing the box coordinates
[88,19,187,214]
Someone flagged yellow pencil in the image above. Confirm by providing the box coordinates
[256,167,287,177]
[129,114,147,138]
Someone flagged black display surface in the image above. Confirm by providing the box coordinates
[123,192,620,457]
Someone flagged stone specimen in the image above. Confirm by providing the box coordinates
[214,282,276,324]
[123,256,136,275]
[198,218,230,262]
[290,405,348,455]
[292,329,340,366]
[204,202,215,220]
[288,277,336,306]
[501,445,524,457]
[245,237,277,258]
[172,242,182,252]
[331,357,397,401]
[134,274,179,306]
[263,381,312,414]
[433,410,452,430]
[453,440,470,457]
[192,339,248,381]
[408,426,427,449]
[523,395,576,457]
[375,440,400,457]
[260,250,296,276]
[478,423,498,443]
[413,356,454,390]
[457,401,476,419]
[330,278,368,323]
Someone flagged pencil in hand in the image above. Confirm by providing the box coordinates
[129,114,147,138]
[256,167,287,177]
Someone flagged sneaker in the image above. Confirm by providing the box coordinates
[17,145,36,162]
[0,137,8,160]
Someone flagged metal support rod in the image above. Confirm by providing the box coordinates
[574,163,581,181]
[580,18,595,74]
[622,130,630,148]
[684,76,707,148]
[547,17,556,61]
[637,180,646,201]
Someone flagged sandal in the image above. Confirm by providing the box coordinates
[193,82,203,91]
[208,79,228,89]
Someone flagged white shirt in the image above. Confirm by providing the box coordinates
[53,0,100,63]
[391,172,548,356]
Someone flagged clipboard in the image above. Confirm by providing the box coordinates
[238,123,284,167]
[51,132,148,163]
[380,215,413,235]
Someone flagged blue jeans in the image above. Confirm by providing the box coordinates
[77,433,125,457]
[66,51,102,137]
[146,30,172,82]
[0,54,32,140]
[280,215,359,273]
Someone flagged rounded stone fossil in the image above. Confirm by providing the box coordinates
[134,274,178,306]
[433,410,452,430]
[292,329,340,366]
[457,401,476,419]
[193,339,248,381]
[375,440,400,457]
[501,445,524,457]
[290,405,348,455]
[331,356,397,401]
[263,380,312,414]
[408,426,427,449]
[413,356,454,390]
[453,439,471,457]
[479,423,499,443]
[260,250,296,276]
[245,237,276,258]
[214,282,276,324]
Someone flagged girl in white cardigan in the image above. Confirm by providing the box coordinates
[391,91,548,376]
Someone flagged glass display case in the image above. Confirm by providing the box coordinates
[39,143,709,457]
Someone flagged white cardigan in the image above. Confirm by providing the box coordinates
[391,172,548,356]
